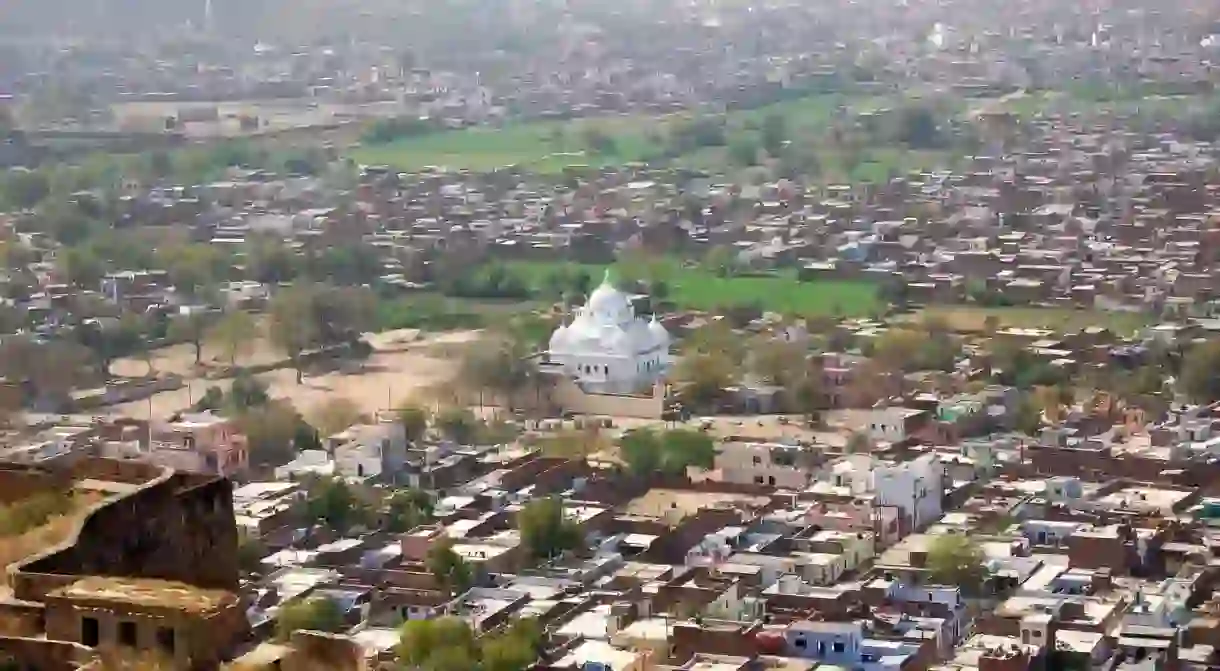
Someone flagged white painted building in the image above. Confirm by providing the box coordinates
[546,271,670,394]
[818,454,944,532]
[329,422,408,480]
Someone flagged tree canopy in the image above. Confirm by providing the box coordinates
[926,534,988,594]
[1181,340,1220,403]
[275,597,345,640]
[618,427,716,477]
[397,616,540,671]
[426,536,474,596]
[518,497,582,561]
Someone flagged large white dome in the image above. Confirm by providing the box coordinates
[587,270,632,322]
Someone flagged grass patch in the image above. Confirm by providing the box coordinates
[349,92,955,178]
[904,306,1152,335]
[0,491,101,569]
[507,260,882,316]
[351,115,666,174]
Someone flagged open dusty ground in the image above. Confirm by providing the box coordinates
[108,330,482,421]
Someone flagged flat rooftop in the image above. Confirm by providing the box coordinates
[53,577,234,613]
[624,489,769,521]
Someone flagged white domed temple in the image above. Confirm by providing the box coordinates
[545,270,671,394]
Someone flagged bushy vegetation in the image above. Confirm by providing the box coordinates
[398,616,542,671]
[0,491,77,537]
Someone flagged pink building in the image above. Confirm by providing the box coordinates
[149,412,249,478]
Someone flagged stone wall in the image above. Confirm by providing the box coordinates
[550,377,666,419]
[0,636,93,671]
[14,468,239,601]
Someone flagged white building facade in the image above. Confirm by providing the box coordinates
[546,271,671,394]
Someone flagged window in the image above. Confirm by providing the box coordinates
[752,456,763,465]
[768,476,776,486]
[794,637,807,649]
[118,621,138,647]
[832,641,845,653]
[81,617,100,646]
[1031,630,1042,638]
[156,627,176,654]
[754,476,765,484]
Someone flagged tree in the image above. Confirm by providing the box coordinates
[518,497,582,561]
[305,477,368,534]
[750,338,807,386]
[397,404,430,444]
[386,488,433,533]
[456,333,540,410]
[871,326,958,373]
[397,618,477,669]
[661,428,716,473]
[228,371,270,411]
[1013,393,1042,436]
[1181,341,1220,403]
[760,113,788,156]
[269,287,319,384]
[237,535,267,575]
[208,310,258,366]
[312,285,377,348]
[307,241,383,286]
[237,401,310,468]
[618,428,663,477]
[35,197,94,245]
[246,236,300,285]
[672,350,736,411]
[168,310,211,366]
[57,246,106,288]
[926,534,988,594]
[312,397,364,437]
[581,126,617,155]
[426,536,473,596]
[892,104,945,149]
[728,135,761,166]
[75,315,145,378]
[789,373,824,426]
[0,337,90,402]
[424,645,480,671]
[435,407,477,444]
[156,243,227,296]
[1,168,50,210]
[275,597,345,640]
[481,619,542,671]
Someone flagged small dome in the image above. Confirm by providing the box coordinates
[548,322,572,353]
[648,315,671,349]
[598,325,634,354]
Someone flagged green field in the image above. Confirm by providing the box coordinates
[350,93,955,178]
[351,115,666,173]
[506,260,883,316]
[903,306,1152,336]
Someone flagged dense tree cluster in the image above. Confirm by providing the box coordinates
[398,616,542,671]
[618,427,717,477]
